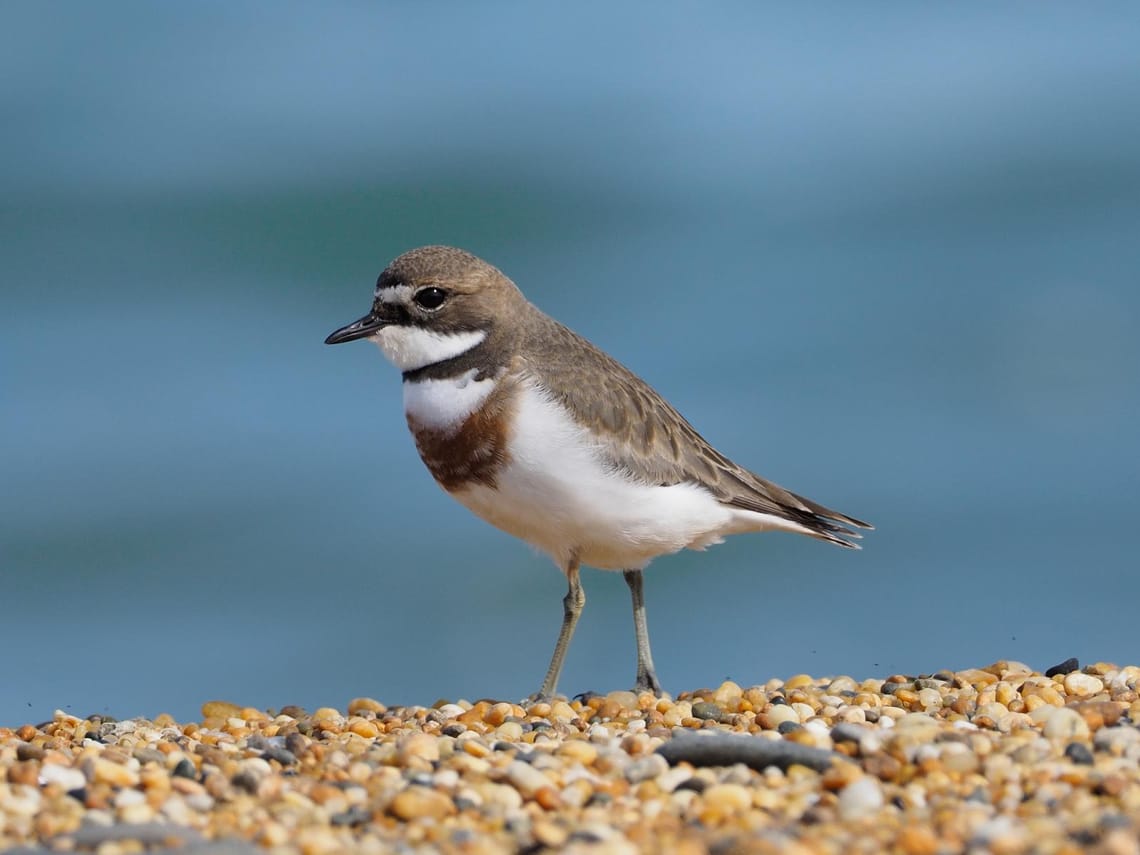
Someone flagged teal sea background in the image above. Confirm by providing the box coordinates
[3,6,1139,724]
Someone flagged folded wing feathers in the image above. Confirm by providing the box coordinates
[527,318,873,548]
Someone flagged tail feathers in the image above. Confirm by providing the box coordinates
[784,493,873,550]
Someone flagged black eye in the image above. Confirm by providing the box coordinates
[413,287,447,310]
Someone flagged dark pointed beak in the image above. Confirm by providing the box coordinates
[325,311,388,345]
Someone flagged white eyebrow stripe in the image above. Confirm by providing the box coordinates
[377,284,414,304]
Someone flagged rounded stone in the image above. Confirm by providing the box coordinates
[40,764,87,791]
[701,783,752,813]
[763,704,800,729]
[389,786,455,821]
[713,681,744,710]
[625,753,668,784]
[1041,707,1090,740]
[347,697,385,715]
[200,700,243,720]
[691,702,726,722]
[506,759,551,798]
[838,775,884,820]
[1064,673,1105,697]
[1064,742,1094,765]
[91,758,140,788]
[398,733,441,765]
[557,739,598,766]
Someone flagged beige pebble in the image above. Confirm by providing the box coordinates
[784,674,814,690]
[389,786,455,821]
[605,690,639,711]
[791,702,815,721]
[1041,707,1090,740]
[90,758,140,788]
[896,713,940,731]
[200,700,243,720]
[506,759,551,798]
[471,781,523,812]
[347,697,385,715]
[483,702,515,726]
[828,676,858,694]
[897,825,940,855]
[257,822,291,848]
[462,739,491,758]
[917,689,943,711]
[347,718,380,739]
[713,681,743,710]
[397,732,440,765]
[117,801,155,824]
[976,702,1011,724]
[549,701,577,721]
[701,783,752,816]
[764,705,800,728]
[1064,673,1105,697]
[557,739,598,765]
[294,827,343,855]
[495,721,524,741]
[532,819,569,847]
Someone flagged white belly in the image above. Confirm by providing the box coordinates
[449,381,741,572]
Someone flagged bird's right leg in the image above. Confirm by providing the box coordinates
[535,557,584,700]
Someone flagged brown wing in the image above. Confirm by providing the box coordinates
[521,314,872,547]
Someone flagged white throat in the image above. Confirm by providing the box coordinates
[403,368,497,434]
[372,326,487,372]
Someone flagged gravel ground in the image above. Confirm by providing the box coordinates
[3,660,1140,854]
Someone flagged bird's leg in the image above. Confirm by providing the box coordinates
[535,558,584,700]
[623,569,662,694]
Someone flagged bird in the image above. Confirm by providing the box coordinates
[325,245,871,699]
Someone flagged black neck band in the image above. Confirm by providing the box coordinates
[401,337,497,384]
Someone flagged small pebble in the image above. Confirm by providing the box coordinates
[1045,658,1080,678]
[389,786,455,821]
[1064,673,1105,697]
[691,702,726,722]
[1064,742,1094,765]
[838,776,884,820]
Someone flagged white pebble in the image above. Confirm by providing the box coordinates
[1064,673,1105,697]
[40,764,86,791]
[505,760,550,797]
[838,776,883,820]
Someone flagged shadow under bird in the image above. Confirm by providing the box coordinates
[326,246,871,698]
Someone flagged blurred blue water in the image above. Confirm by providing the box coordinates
[3,5,1139,724]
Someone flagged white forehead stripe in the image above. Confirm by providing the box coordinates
[404,369,496,434]
[377,284,414,304]
[371,326,486,372]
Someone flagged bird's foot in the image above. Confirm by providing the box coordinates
[633,671,663,696]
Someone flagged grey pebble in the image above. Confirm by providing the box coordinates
[830,723,868,745]
[263,746,298,766]
[624,753,668,784]
[1065,742,1094,765]
[330,805,371,827]
[691,702,726,722]
[1094,726,1140,754]
[172,758,197,779]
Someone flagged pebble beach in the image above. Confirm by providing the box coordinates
[3,660,1140,854]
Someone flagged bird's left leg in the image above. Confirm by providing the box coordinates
[622,569,662,694]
